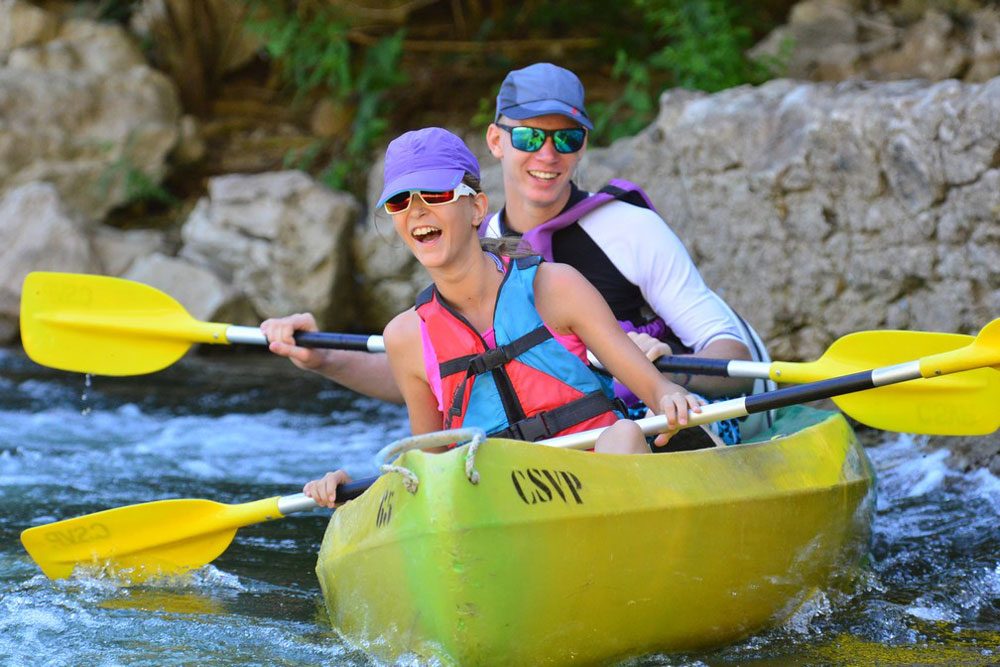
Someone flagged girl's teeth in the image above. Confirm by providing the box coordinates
[412,226,441,240]
[529,171,557,180]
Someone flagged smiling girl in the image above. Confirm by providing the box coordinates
[302,127,701,507]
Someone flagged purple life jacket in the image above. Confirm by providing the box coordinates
[513,180,669,342]
[520,179,656,263]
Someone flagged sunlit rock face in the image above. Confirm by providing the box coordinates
[180,171,360,330]
[576,77,1000,362]
[752,1,1000,85]
[0,183,98,341]
[0,2,181,222]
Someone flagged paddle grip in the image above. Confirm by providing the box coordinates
[653,356,731,376]
[294,332,385,352]
[340,475,378,502]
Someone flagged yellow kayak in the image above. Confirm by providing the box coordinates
[315,406,875,665]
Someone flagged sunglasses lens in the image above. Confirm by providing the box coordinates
[418,190,456,205]
[384,192,412,213]
[510,126,545,152]
[553,129,586,153]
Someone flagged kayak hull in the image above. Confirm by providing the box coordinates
[315,407,875,665]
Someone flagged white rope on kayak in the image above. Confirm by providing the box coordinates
[464,430,485,486]
[374,428,487,492]
[379,463,420,494]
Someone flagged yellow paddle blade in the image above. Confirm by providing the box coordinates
[20,272,229,376]
[834,366,1000,435]
[771,329,1000,435]
[772,330,974,383]
[20,496,282,583]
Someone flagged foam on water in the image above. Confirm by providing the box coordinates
[2,349,998,665]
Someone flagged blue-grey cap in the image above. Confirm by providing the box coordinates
[494,62,593,130]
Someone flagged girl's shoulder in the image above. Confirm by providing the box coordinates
[383,307,421,347]
[533,259,588,291]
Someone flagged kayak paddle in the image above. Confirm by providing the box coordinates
[20,271,999,434]
[19,317,999,582]
[544,316,1000,449]
[19,271,384,377]
[20,476,375,582]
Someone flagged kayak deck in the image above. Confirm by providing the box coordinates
[316,406,875,665]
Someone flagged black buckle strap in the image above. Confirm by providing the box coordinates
[464,326,553,376]
[440,354,478,378]
[502,411,555,442]
[492,391,620,442]
[467,346,511,376]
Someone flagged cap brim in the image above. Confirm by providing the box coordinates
[376,168,466,208]
[498,100,593,130]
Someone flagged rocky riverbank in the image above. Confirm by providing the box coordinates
[1,0,997,469]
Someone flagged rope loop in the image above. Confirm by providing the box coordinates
[379,464,420,494]
[375,427,486,467]
[464,430,486,485]
[374,428,487,489]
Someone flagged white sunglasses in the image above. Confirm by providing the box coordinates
[383,183,478,214]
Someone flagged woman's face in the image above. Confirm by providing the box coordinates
[391,189,488,270]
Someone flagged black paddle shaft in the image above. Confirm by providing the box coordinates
[652,356,731,376]
[292,332,734,376]
[293,332,375,351]
[339,475,378,502]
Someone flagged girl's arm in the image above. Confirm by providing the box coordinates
[534,263,701,432]
[302,310,441,506]
[261,312,404,403]
[383,309,445,435]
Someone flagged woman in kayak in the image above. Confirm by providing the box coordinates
[303,127,701,507]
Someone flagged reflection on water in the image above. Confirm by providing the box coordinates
[1,347,997,666]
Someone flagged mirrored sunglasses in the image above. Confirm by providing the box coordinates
[495,123,587,154]
[383,182,478,214]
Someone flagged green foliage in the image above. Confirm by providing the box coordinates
[639,0,771,93]
[238,1,788,181]
[590,0,785,145]
[590,51,658,143]
[246,1,406,192]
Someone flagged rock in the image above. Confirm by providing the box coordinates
[123,252,253,324]
[0,0,58,63]
[172,114,206,165]
[92,227,167,276]
[575,77,999,360]
[0,183,97,342]
[931,431,1000,477]
[180,171,360,328]
[0,7,181,221]
[754,1,1000,84]
[966,8,1000,82]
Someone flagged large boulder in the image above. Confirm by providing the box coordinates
[0,183,98,341]
[752,1,1000,84]
[577,77,1000,360]
[0,5,181,221]
[180,171,360,328]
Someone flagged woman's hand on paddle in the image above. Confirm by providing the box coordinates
[628,331,673,362]
[261,313,326,370]
[304,470,354,508]
[652,391,704,447]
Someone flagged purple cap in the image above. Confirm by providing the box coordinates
[377,127,480,208]
[494,63,593,130]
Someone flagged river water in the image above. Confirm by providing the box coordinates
[1,347,997,666]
